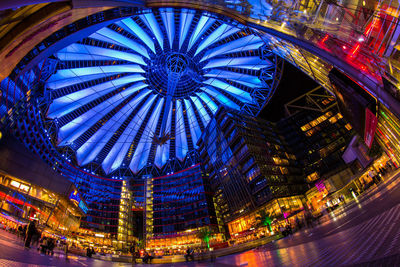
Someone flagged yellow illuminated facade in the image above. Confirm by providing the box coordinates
[117,180,134,250]
[376,104,400,167]
[0,171,83,233]
[227,195,305,236]
[144,176,154,246]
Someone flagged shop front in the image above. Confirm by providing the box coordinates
[146,228,224,255]
[0,171,86,235]
[227,195,305,243]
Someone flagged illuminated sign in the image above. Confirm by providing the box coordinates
[69,189,81,205]
[315,180,326,192]
[78,200,88,214]
[364,108,377,148]
[10,180,21,188]
[69,189,88,214]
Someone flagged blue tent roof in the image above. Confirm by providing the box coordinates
[45,8,278,174]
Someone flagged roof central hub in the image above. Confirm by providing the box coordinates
[166,53,188,74]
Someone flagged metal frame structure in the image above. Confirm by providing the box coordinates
[10,7,282,176]
[284,85,337,116]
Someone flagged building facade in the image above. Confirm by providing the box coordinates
[280,87,355,184]
[198,91,356,237]
[132,164,219,251]
[198,108,308,228]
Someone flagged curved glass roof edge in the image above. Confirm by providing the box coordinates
[2,7,281,177]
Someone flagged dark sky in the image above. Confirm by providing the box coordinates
[258,61,319,122]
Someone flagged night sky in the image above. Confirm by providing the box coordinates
[259,61,318,122]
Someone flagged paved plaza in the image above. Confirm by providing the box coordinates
[1,171,400,267]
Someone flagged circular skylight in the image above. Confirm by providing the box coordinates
[44,8,280,174]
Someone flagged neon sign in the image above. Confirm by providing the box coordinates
[69,189,81,205]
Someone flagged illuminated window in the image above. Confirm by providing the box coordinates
[10,180,20,188]
[329,116,337,123]
[279,167,288,174]
[20,184,30,192]
[272,157,281,164]
[307,172,319,182]
[301,124,311,131]
[345,123,352,130]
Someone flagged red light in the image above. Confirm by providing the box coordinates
[350,44,360,57]
[320,34,329,45]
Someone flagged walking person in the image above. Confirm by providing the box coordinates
[87,247,94,258]
[24,220,36,248]
[130,241,137,265]
[32,228,40,248]
[17,225,23,239]
[185,247,194,262]
[64,241,69,261]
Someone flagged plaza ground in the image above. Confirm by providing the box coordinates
[1,170,400,266]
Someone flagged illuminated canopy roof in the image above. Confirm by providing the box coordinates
[45,8,280,174]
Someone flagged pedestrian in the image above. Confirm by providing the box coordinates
[130,241,137,265]
[22,224,27,240]
[64,241,69,261]
[32,228,40,248]
[279,225,286,236]
[142,250,154,264]
[87,247,93,258]
[17,225,23,239]
[306,211,314,228]
[91,247,95,257]
[295,216,301,231]
[185,247,194,262]
[24,220,36,248]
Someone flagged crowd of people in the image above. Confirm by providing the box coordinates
[17,220,57,255]
[0,219,71,258]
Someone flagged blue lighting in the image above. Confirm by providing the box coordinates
[184,99,202,146]
[44,8,278,174]
[154,105,172,168]
[195,24,239,56]
[91,28,150,59]
[130,98,164,173]
[161,8,175,49]
[102,94,157,174]
[56,43,147,65]
[196,92,218,113]
[188,15,215,51]
[200,35,264,62]
[203,57,272,70]
[204,69,263,88]
[140,13,164,49]
[179,9,194,49]
[202,86,241,110]
[58,84,143,146]
[117,18,156,53]
[76,89,150,166]
[191,96,211,127]
[203,78,252,103]
[47,75,145,118]
[176,100,188,161]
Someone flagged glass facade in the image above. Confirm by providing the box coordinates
[376,104,400,167]
[278,103,355,181]
[5,102,124,247]
[198,107,308,224]
[143,164,217,249]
